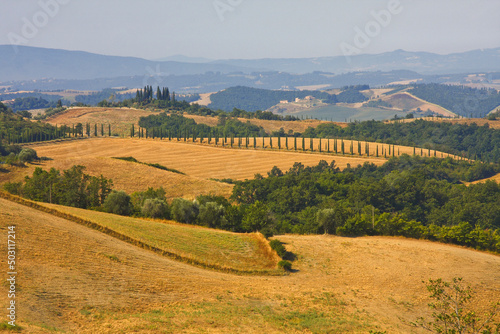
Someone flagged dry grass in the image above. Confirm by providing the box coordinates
[34,201,280,273]
[387,116,500,129]
[1,198,499,333]
[46,107,154,136]
[1,137,461,200]
[19,137,389,180]
[45,106,347,137]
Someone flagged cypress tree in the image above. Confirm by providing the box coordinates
[358,141,362,156]
[294,137,297,151]
[166,88,170,101]
[319,138,322,152]
[310,138,313,151]
[341,139,345,155]
[270,136,273,149]
[157,86,162,100]
[101,124,104,136]
[94,124,97,137]
[254,136,256,149]
[108,124,111,137]
[131,124,135,137]
[278,136,281,150]
[350,141,353,155]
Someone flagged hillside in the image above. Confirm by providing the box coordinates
[2,197,499,333]
[4,46,500,84]
[45,107,344,137]
[1,138,393,199]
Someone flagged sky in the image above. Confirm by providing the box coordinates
[1,0,499,60]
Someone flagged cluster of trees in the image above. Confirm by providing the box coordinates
[208,86,337,112]
[0,102,68,144]
[302,119,500,162]
[229,156,500,252]
[336,85,369,103]
[137,113,268,139]
[75,88,135,105]
[0,145,39,169]
[0,93,68,112]
[10,97,62,112]
[4,166,113,209]
[410,83,500,118]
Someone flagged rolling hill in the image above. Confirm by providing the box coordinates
[1,197,499,333]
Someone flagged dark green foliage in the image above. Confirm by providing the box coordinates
[302,119,500,163]
[208,86,337,112]
[198,202,227,228]
[131,187,167,214]
[269,239,286,258]
[170,198,199,224]
[141,198,169,219]
[410,83,500,118]
[336,87,369,103]
[104,190,132,216]
[138,112,267,138]
[11,166,113,209]
[112,157,185,175]
[9,96,69,112]
[18,148,38,163]
[230,157,500,252]
[278,260,292,271]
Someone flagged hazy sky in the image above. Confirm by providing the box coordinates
[1,0,499,60]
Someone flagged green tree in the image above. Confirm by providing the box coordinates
[170,198,199,224]
[142,198,169,219]
[104,190,132,216]
[413,277,499,334]
[198,202,226,228]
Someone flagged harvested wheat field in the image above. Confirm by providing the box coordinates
[388,116,500,129]
[2,137,461,199]
[25,137,387,179]
[46,107,154,136]
[1,198,499,333]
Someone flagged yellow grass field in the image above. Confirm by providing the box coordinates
[32,200,280,274]
[1,198,499,333]
[46,107,153,136]
[387,116,500,129]
[1,137,461,200]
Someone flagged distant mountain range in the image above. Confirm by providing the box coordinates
[1,45,499,92]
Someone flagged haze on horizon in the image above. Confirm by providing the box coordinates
[1,0,499,61]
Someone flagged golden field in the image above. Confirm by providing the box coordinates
[1,198,499,333]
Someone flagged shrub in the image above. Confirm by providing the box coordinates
[170,198,199,224]
[3,182,22,196]
[141,198,169,219]
[18,148,38,163]
[278,260,292,271]
[269,239,286,258]
[104,190,132,216]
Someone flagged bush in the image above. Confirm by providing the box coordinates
[278,260,292,271]
[104,190,132,216]
[141,198,169,219]
[3,182,22,196]
[170,198,199,224]
[18,148,38,163]
[269,239,287,258]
